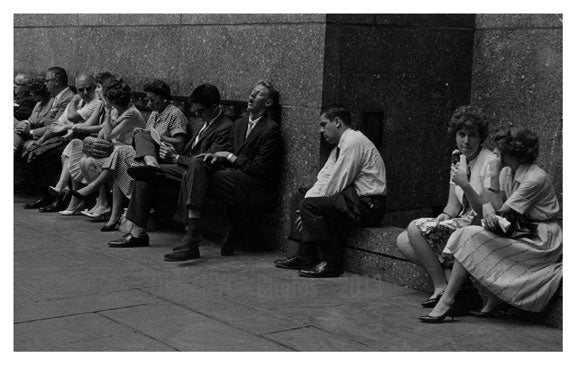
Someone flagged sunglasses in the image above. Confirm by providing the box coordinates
[77,86,94,93]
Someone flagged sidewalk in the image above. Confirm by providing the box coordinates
[13,193,562,351]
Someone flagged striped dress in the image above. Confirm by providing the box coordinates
[445,164,562,312]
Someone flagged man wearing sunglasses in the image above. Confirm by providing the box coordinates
[22,72,102,212]
[109,83,234,248]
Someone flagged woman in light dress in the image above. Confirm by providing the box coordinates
[420,124,562,323]
[396,106,500,308]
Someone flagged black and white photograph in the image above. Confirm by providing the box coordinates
[7,0,570,357]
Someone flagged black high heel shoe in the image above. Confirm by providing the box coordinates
[469,303,510,318]
[101,220,120,232]
[71,189,98,203]
[419,303,457,323]
[421,291,444,308]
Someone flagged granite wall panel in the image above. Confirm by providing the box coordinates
[475,14,563,28]
[181,14,325,25]
[323,21,475,212]
[471,25,562,201]
[327,14,475,28]
[77,14,182,26]
[14,14,78,27]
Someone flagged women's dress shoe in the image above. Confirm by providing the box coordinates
[48,186,69,197]
[23,197,52,209]
[127,165,161,181]
[164,246,201,262]
[298,261,341,278]
[419,304,457,323]
[421,292,444,308]
[108,232,149,248]
[58,205,86,216]
[469,303,510,318]
[71,190,98,203]
[274,255,316,270]
[82,209,112,222]
[101,220,120,232]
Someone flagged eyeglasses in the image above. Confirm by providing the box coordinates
[44,77,56,84]
[77,86,94,93]
[144,97,162,104]
[191,106,211,115]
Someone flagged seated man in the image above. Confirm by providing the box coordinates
[107,83,233,247]
[274,105,387,278]
[21,71,101,211]
[14,73,38,121]
[110,80,282,263]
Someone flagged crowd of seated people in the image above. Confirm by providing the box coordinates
[14,65,562,324]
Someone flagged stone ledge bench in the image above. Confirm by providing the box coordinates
[343,226,562,329]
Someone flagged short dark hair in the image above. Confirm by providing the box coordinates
[104,80,132,108]
[143,79,171,100]
[47,66,68,87]
[95,71,117,85]
[28,76,50,98]
[494,123,539,164]
[320,104,352,126]
[189,83,221,107]
[447,105,490,143]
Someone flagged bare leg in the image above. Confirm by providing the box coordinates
[396,230,421,265]
[407,221,447,297]
[105,183,126,226]
[427,260,468,317]
[53,155,72,192]
[90,185,111,215]
[62,178,86,212]
[77,169,112,196]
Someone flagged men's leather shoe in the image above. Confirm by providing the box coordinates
[298,261,341,278]
[23,197,52,209]
[164,246,200,262]
[127,165,161,182]
[274,255,316,270]
[108,232,150,248]
[39,199,67,213]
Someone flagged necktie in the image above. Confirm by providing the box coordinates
[190,122,209,151]
[246,120,256,138]
[335,147,340,161]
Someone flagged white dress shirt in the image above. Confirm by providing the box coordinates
[305,128,387,198]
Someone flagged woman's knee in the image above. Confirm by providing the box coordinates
[396,230,410,250]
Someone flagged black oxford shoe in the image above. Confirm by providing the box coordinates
[23,197,52,209]
[164,247,200,262]
[108,233,150,248]
[298,261,341,278]
[274,255,316,270]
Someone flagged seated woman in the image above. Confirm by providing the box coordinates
[72,79,188,231]
[49,72,117,217]
[64,81,145,229]
[396,105,500,308]
[420,124,562,323]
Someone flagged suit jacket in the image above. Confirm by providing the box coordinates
[230,113,282,183]
[40,87,75,127]
[176,113,234,168]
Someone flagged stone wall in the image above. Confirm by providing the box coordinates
[14,14,327,249]
[471,14,563,203]
[322,14,476,225]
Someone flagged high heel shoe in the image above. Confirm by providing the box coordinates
[419,304,457,323]
[101,220,120,232]
[469,303,510,318]
[49,186,70,197]
[421,291,444,308]
[59,201,86,216]
[71,189,98,202]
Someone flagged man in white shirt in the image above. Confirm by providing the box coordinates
[274,105,387,278]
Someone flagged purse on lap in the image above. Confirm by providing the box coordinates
[82,136,114,159]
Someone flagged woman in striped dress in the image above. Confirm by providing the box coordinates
[420,124,562,323]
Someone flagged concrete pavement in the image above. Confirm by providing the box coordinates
[13,193,562,351]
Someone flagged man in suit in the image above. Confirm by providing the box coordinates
[158,80,282,261]
[18,67,76,209]
[108,83,234,248]
[274,105,387,278]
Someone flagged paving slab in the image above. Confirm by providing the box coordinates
[263,326,376,351]
[15,289,162,323]
[142,282,309,335]
[14,313,141,351]
[100,302,293,351]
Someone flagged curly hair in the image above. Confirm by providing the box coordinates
[28,76,50,98]
[494,123,539,164]
[95,71,117,86]
[104,80,132,108]
[447,105,490,143]
[143,79,171,100]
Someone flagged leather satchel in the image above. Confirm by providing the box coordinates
[82,136,114,159]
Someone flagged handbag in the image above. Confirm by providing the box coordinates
[82,136,114,159]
